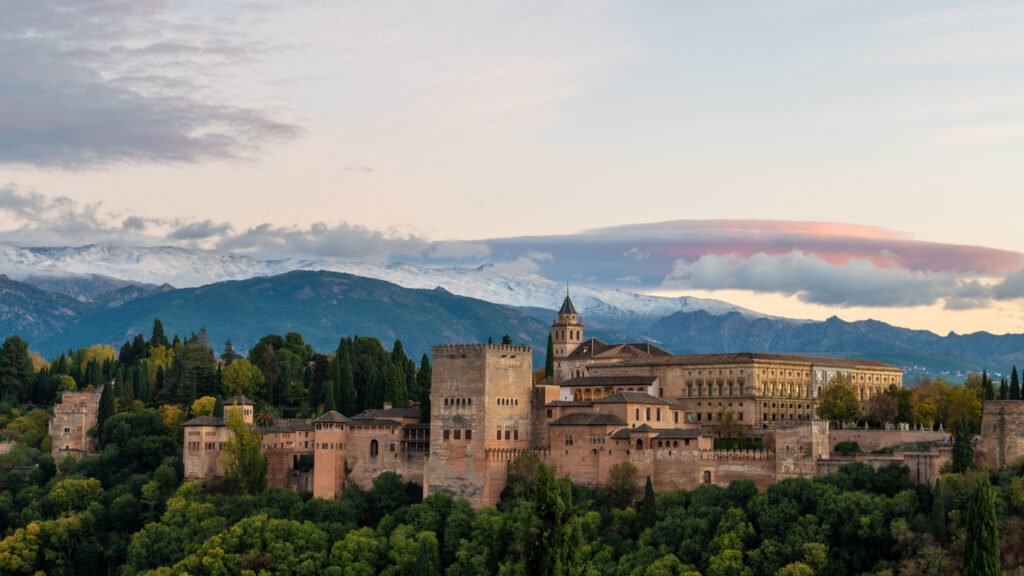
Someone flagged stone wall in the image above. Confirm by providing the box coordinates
[818,446,951,485]
[981,401,1024,469]
[49,388,102,461]
[829,429,950,454]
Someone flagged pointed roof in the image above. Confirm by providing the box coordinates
[558,287,577,316]
[224,395,255,406]
[315,410,349,424]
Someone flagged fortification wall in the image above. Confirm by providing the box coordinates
[981,401,1024,469]
[829,429,949,453]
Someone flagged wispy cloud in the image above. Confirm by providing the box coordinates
[0,1,301,168]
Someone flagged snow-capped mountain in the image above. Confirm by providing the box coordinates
[0,242,769,321]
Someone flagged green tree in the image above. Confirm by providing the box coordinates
[963,478,1002,576]
[0,335,35,402]
[97,380,115,435]
[413,531,441,576]
[324,362,338,413]
[221,359,265,398]
[816,377,861,426]
[190,396,216,417]
[221,407,267,495]
[640,476,656,525]
[523,463,581,576]
[340,348,358,416]
[605,462,639,508]
[1011,366,1021,400]
[417,354,431,422]
[150,318,169,348]
[952,417,975,473]
[501,334,512,345]
[999,377,1009,400]
[545,334,555,380]
[983,369,994,401]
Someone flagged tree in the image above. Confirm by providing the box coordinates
[417,354,431,422]
[0,335,35,402]
[150,318,168,348]
[221,340,238,365]
[545,334,555,380]
[1012,366,1021,400]
[340,348,357,416]
[716,409,744,438]
[963,478,1001,576]
[221,407,267,495]
[501,335,512,345]
[952,417,975,473]
[640,476,656,525]
[606,462,639,508]
[97,381,115,435]
[983,369,995,401]
[866,390,899,427]
[221,359,265,398]
[817,377,861,426]
[524,463,581,576]
[324,362,338,413]
[1000,377,1009,400]
[190,396,216,417]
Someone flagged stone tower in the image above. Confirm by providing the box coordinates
[425,343,533,508]
[312,411,349,500]
[552,288,583,373]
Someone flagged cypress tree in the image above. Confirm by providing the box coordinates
[963,477,1002,576]
[501,334,512,345]
[151,318,168,348]
[952,417,975,473]
[97,381,115,435]
[213,395,224,417]
[339,348,357,416]
[983,369,994,401]
[1011,366,1021,400]
[1000,378,1009,400]
[383,362,408,407]
[418,354,432,422]
[640,476,656,526]
[545,334,555,380]
[324,363,338,413]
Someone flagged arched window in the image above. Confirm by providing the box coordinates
[636,438,644,450]
[370,440,379,457]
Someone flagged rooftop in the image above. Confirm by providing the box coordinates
[592,391,678,406]
[550,412,627,427]
[613,352,899,370]
[224,395,256,406]
[314,410,350,424]
[560,375,658,388]
[565,338,672,360]
[183,415,224,427]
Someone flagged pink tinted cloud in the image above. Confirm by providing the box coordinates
[587,219,1023,275]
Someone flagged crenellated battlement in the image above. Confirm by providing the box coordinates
[433,343,533,355]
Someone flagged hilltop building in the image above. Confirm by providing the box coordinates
[50,387,103,462]
[168,293,955,509]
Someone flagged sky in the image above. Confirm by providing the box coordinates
[1,1,1023,334]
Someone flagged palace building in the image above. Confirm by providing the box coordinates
[172,293,927,509]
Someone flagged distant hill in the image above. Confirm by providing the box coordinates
[0,275,88,342]
[25,270,552,362]
[645,310,1024,378]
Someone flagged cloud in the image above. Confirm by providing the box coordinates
[663,251,989,308]
[427,241,491,260]
[217,222,429,261]
[169,220,233,241]
[121,216,147,231]
[0,1,300,168]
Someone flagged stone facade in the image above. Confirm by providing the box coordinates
[50,387,102,461]
[981,400,1024,469]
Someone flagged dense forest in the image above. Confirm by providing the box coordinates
[0,322,1021,574]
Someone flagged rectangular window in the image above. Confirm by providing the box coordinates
[674,412,679,424]
[465,430,472,440]
[443,430,450,440]
[656,408,661,421]
[697,413,702,421]
[646,407,651,420]
[390,443,396,452]
[513,429,519,440]
[635,408,640,420]
[546,409,553,418]
[505,430,511,440]
[454,430,461,440]
[497,430,502,440]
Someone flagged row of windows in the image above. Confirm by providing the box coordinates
[695,412,744,422]
[497,397,519,407]
[497,429,520,441]
[443,397,472,407]
[633,407,680,424]
[187,441,225,451]
[555,329,580,341]
[319,442,345,450]
[442,429,473,441]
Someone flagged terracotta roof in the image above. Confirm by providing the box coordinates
[404,423,431,430]
[565,338,671,360]
[315,411,350,424]
[612,352,899,370]
[592,391,677,406]
[550,413,626,427]
[224,395,256,406]
[183,415,224,427]
[545,400,594,408]
[560,375,658,387]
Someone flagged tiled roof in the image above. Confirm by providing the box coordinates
[550,413,627,427]
[558,294,578,315]
[352,407,422,420]
[545,400,594,408]
[348,418,402,427]
[560,375,658,387]
[565,338,671,360]
[613,352,899,370]
[314,411,350,424]
[592,391,676,406]
[183,415,224,427]
[654,429,710,439]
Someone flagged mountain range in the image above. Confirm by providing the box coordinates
[1,242,1022,379]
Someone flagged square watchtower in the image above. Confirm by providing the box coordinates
[425,343,533,507]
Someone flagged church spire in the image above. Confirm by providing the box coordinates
[558,285,577,316]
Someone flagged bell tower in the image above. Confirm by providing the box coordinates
[552,286,584,361]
